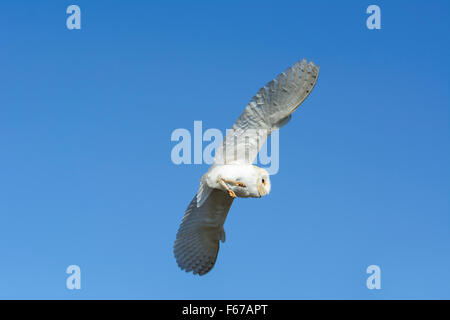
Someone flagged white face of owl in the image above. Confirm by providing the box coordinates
[256,168,271,197]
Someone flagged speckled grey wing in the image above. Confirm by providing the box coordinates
[174,189,234,275]
[214,59,319,165]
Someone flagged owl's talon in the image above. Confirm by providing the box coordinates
[222,178,246,188]
[228,190,236,198]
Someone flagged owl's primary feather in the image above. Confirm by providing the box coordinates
[174,59,319,275]
[174,189,233,275]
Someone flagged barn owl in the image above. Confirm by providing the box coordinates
[174,59,320,275]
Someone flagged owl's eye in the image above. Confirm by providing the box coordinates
[262,178,266,185]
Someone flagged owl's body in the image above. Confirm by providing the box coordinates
[174,59,320,275]
[201,164,271,199]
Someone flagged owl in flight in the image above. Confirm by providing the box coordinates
[174,59,319,275]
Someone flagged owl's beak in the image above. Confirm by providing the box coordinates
[257,183,267,197]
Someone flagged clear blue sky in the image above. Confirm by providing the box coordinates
[0,1,449,299]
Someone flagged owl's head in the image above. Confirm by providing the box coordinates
[255,167,271,197]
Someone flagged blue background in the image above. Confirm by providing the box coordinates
[0,1,448,299]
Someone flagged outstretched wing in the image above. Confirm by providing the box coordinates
[214,59,319,165]
[174,189,234,275]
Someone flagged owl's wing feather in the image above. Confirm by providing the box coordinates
[196,179,212,207]
[214,59,319,165]
[174,189,234,275]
